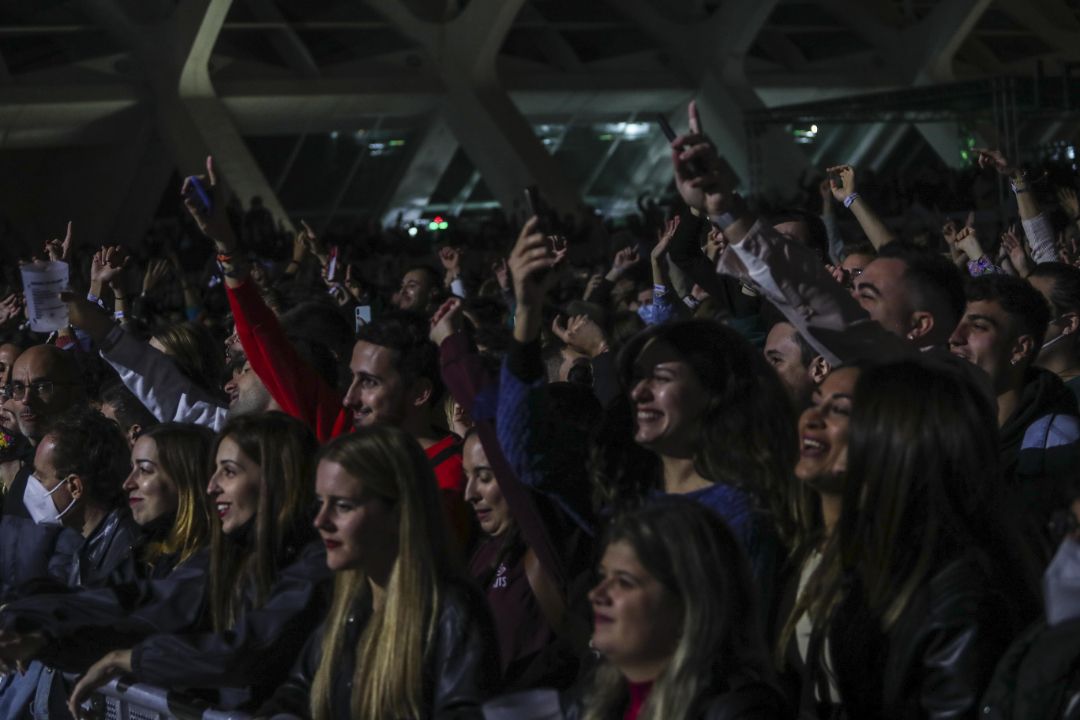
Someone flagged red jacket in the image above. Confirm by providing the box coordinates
[226,280,465,492]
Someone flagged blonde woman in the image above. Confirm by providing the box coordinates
[257,425,498,719]
[573,498,785,720]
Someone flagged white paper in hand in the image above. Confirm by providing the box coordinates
[20,261,69,333]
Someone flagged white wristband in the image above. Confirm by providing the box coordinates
[843,193,860,209]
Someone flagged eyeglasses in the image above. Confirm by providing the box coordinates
[2,381,77,401]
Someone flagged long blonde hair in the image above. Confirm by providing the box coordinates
[584,499,774,720]
[310,426,457,720]
[137,423,215,567]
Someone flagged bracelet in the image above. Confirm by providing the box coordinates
[114,295,127,303]
[708,194,748,230]
[1010,181,1028,194]
[843,193,860,209]
[114,310,125,320]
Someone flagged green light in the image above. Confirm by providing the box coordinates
[960,150,970,161]
[599,134,613,141]
[389,139,405,147]
[428,222,438,231]
[438,221,448,230]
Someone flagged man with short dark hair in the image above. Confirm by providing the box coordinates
[394,265,444,315]
[344,312,465,518]
[29,410,138,583]
[764,321,830,410]
[948,274,1080,556]
[853,242,966,350]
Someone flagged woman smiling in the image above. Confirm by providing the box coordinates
[572,498,786,719]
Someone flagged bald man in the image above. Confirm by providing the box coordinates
[8,345,85,445]
[0,343,22,432]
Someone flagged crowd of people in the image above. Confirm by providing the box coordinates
[0,101,1076,720]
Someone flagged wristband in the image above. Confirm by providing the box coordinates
[1010,181,1028,194]
[86,292,105,310]
[708,194,747,230]
[114,310,125,320]
[843,193,860,209]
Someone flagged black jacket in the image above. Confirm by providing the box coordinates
[980,617,1080,720]
[0,547,212,672]
[260,578,500,719]
[827,548,1029,720]
[555,676,788,719]
[129,539,332,709]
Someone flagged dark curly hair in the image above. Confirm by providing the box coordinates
[602,319,800,545]
[45,408,130,508]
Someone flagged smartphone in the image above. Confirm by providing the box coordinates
[657,112,706,178]
[657,114,678,143]
[354,305,372,333]
[184,176,214,217]
[828,171,843,190]
[524,186,561,238]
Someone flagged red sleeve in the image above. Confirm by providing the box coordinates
[226,281,352,442]
[427,435,465,492]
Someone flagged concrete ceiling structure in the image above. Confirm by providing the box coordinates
[0,0,1077,252]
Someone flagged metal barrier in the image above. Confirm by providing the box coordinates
[77,677,252,720]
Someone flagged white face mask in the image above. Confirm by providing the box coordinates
[1043,535,1080,627]
[24,473,76,526]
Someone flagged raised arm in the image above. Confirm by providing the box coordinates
[182,156,350,441]
[976,148,1056,264]
[64,290,228,431]
[826,165,896,250]
[669,102,907,365]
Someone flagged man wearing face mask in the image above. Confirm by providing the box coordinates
[0,410,137,720]
[25,409,138,586]
[981,493,1080,719]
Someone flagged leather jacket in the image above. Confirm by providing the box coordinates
[130,539,332,709]
[260,577,499,719]
[828,548,1030,720]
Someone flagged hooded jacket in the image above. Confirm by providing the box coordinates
[1000,368,1080,560]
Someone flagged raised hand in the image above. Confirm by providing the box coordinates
[819,178,832,202]
[492,257,510,291]
[1000,224,1032,278]
[44,222,73,263]
[438,245,463,273]
[298,219,329,264]
[552,313,608,358]
[954,224,985,261]
[652,216,680,263]
[583,272,603,300]
[181,156,236,252]
[825,165,856,203]
[1058,187,1080,222]
[0,294,23,327]
[429,297,464,347]
[973,148,1016,176]
[142,258,171,296]
[608,247,640,280]
[508,216,566,308]
[942,219,959,247]
[671,100,735,215]
[91,246,129,286]
[704,226,728,262]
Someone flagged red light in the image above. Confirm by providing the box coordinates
[433,215,443,223]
